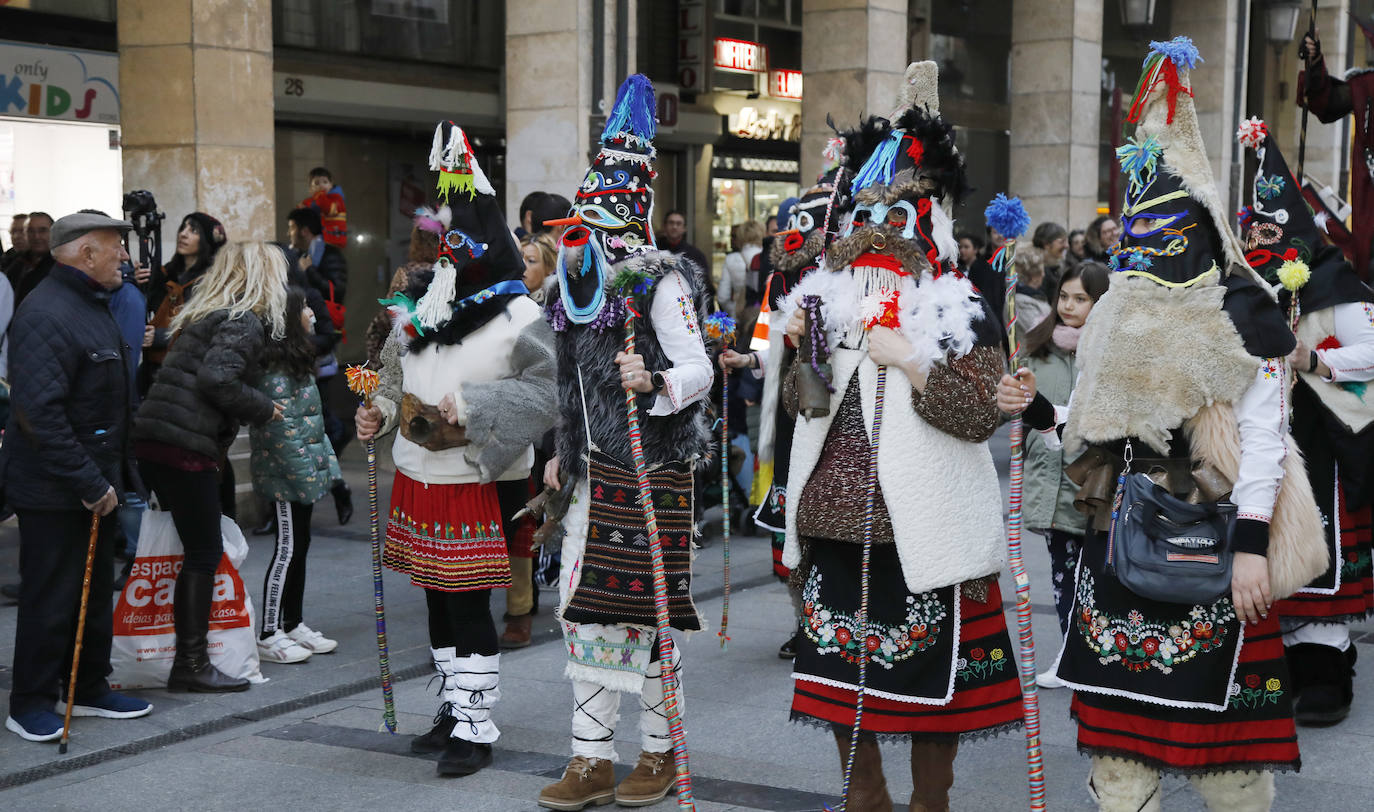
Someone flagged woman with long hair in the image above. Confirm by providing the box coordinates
[1017,262,1109,688]
[142,213,228,389]
[519,231,557,304]
[1082,214,1121,263]
[134,242,288,693]
[249,286,343,664]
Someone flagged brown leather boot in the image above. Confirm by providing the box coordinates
[537,755,616,810]
[834,729,892,812]
[615,750,676,806]
[909,739,957,812]
[500,613,533,649]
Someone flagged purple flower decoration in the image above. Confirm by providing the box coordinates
[544,297,569,332]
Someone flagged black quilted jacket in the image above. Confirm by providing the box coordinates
[0,264,134,510]
[134,309,275,459]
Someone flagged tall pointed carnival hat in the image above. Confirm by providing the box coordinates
[825,60,969,277]
[384,120,526,347]
[1112,37,1267,290]
[552,74,660,325]
[1236,117,1374,311]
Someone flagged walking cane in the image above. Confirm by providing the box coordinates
[346,364,398,734]
[616,268,695,810]
[704,312,738,649]
[59,511,102,755]
[986,194,1046,810]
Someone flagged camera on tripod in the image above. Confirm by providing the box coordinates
[121,189,165,290]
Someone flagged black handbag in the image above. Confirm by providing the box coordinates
[1104,442,1237,605]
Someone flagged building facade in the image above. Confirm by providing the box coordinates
[0,0,1364,360]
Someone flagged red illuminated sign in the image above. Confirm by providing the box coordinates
[770,69,802,99]
[714,37,767,73]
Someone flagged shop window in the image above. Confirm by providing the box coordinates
[274,0,502,69]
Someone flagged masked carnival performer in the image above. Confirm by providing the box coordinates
[1237,117,1374,727]
[779,62,1023,812]
[753,161,851,660]
[1004,39,1328,810]
[354,121,557,778]
[535,75,714,811]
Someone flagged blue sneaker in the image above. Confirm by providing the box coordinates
[64,691,152,719]
[6,710,63,742]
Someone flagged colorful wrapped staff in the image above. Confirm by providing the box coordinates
[986,193,1046,810]
[615,269,695,809]
[835,292,900,811]
[345,363,398,735]
[704,312,738,648]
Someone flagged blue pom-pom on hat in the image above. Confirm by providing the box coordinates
[601,74,657,144]
[984,193,1030,240]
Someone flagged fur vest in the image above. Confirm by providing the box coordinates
[550,251,712,478]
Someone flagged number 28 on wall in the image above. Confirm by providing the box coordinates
[284,77,305,96]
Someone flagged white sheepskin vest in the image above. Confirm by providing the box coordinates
[780,268,1006,593]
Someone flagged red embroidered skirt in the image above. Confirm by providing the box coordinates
[1071,615,1300,774]
[1274,492,1374,624]
[383,473,510,592]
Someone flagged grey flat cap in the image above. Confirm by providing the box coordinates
[51,211,133,248]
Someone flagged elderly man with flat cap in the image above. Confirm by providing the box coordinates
[0,211,153,742]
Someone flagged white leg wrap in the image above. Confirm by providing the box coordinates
[1281,620,1351,651]
[1087,756,1162,812]
[1188,770,1275,812]
[449,653,501,744]
[571,678,620,762]
[639,641,683,754]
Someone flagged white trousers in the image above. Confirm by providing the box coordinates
[570,642,683,762]
[1281,619,1351,651]
[1088,756,1275,812]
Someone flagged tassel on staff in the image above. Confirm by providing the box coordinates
[346,364,399,735]
[986,193,1046,811]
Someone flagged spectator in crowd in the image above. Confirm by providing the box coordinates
[299,166,348,248]
[2,211,153,741]
[1067,227,1087,264]
[720,220,763,318]
[249,285,342,665]
[12,212,55,306]
[1032,221,1069,294]
[515,190,549,238]
[659,209,714,305]
[519,231,557,304]
[286,207,351,457]
[1083,214,1121,262]
[0,267,11,384]
[765,215,778,237]
[134,241,288,693]
[957,230,984,273]
[1,214,26,278]
[531,193,572,240]
[1013,245,1052,330]
[143,213,228,394]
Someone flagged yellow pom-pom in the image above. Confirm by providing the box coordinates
[1277,259,1310,292]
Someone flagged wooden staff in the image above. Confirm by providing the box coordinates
[59,512,102,754]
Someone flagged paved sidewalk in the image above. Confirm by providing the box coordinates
[1,437,1373,809]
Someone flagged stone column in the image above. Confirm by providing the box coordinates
[117,0,276,242]
[799,0,908,184]
[505,0,635,225]
[1008,0,1102,232]
[1172,0,1243,208]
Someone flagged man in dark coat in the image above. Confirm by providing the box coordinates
[286,207,353,457]
[1301,25,1374,280]
[0,211,153,742]
[12,212,55,306]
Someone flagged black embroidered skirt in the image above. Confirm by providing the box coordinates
[789,539,1022,740]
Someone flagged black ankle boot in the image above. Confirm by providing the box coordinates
[167,571,250,693]
[410,703,459,754]
[436,737,492,776]
[1289,642,1355,726]
[332,480,353,525]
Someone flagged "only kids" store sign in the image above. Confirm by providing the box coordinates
[0,40,119,123]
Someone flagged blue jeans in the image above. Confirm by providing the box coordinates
[118,491,148,559]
